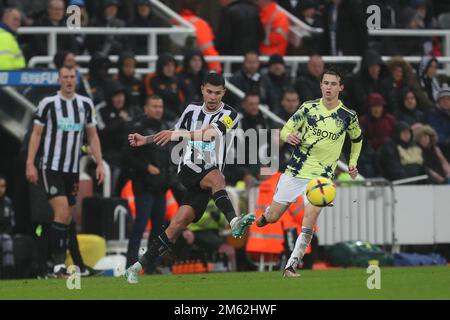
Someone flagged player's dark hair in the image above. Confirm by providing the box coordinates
[203,72,225,88]
[320,68,343,84]
[54,50,72,69]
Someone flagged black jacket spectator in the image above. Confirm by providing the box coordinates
[320,0,368,56]
[417,56,441,107]
[343,50,390,115]
[396,90,425,127]
[294,55,324,104]
[87,52,112,105]
[85,0,127,55]
[379,121,425,181]
[264,55,292,113]
[426,85,450,160]
[127,0,167,55]
[114,52,144,109]
[122,115,173,195]
[177,49,209,105]
[97,80,140,167]
[229,52,272,108]
[143,53,184,122]
[216,0,265,55]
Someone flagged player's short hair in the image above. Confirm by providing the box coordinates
[58,65,76,75]
[320,68,343,84]
[0,173,6,182]
[203,72,225,88]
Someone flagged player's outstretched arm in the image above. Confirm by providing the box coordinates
[153,125,219,146]
[128,133,153,147]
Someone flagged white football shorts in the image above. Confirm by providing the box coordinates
[273,173,310,206]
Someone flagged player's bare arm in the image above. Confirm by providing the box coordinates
[86,126,105,185]
[153,125,219,146]
[26,124,44,184]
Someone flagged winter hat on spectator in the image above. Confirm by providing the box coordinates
[69,0,85,7]
[410,0,426,8]
[268,54,285,66]
[437,83,450,101]
[413,124,438,146]
[103,0,120,8]
[367,92,386,108]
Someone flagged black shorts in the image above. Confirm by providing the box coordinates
[40,169,79,206]
[178,166,218,222]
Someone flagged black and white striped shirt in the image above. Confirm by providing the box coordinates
[174,102,239,173]
[33,92,97,173]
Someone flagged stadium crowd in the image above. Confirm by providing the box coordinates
[1,0,450,277]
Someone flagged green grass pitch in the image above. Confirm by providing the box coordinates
[0,266,449,300]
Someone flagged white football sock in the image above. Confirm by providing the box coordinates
[286,227,314,269]
[132,262,142,273]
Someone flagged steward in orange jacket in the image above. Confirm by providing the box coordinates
[180,9,222,74]
[258,0,289,56]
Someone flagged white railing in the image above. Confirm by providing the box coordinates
[28,54,450,81]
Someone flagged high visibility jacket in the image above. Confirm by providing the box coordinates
[246,172,315,255]
[0,27,26,70]
[165,189,179,222]
[180,9,222,74]
[259,2,289,56]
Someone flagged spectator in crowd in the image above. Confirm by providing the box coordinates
[0,7,25,70]
[359,93,396,151]
[379,121,426,181]
[127,0,166,55]
[86,0,127,56]
[123,95,174,272]
[354,140,381,178]
[97,80,138,195]
[2,1,46,26]
[418,55,441,107]
[216,0,265,57]
[414,124,450,184]
[426,84,450,161]
[294,54,324,104]
[384,57,428,113]
[114,52,144,110]
[264,54,292,113]
[257,0,289,56]
[276,0,302,18]
[87,52,112,104]
[28,0,78,57]
[237,93,271,181]
[396,89,426,127]
[0,175,15,235]
[179,0,222,73]
[229,51,271,108]
[69,0,90,53]
[177,49,209,104]
[143,53,184,123]
[320,0,368,56]
[344,50,390,115]
[381,4,431,56]
[276,88,300,123]
[293,0,324,55]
